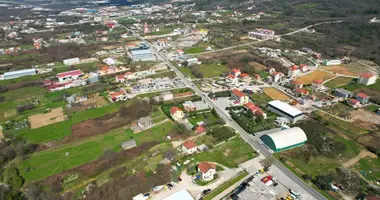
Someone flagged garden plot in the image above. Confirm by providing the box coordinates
[295,70,335,85]
[320,65,355,76]
[28,107,68,129]
[263,88,290,101]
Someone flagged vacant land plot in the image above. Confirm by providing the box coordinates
[324,76,354,88]
[19,121,175,183]
[194,63,230,78]
[322,103,353,119]
[342,61,375,74]
[197,49,248,60]
[295,70,335,85]
[28,107,67,129]
[184,47,205,54]
[193,136,256,168]
[355,157,380,182]
[248,61,267,71]
[349,109,380,131]
[320,65,355,76]
[249,93,272,107]
[263,88,289,101]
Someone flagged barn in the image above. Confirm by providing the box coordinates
[260,127,307,152]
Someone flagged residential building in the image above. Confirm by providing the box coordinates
[182,140,197,154]
[334,88,353,98]
[186,58,200,66]
[137,116,153,129]
[295,87,309,96]
[358,73,377,86]
[198,162,216,181]
[348,99,361,108]
[267,100,305,123]
[255,109,267,119]
[356,93,369,104]
[311,79,323,90]
[323,59,342,66]
[2,68,36,80]
[115,74,125,83]
[109,90,127,102]
[183,101,196,112]
[121,139,137,150]
[299,64,308,72]
[193,101,210,111]
[177,49,184,56]
[130,48,154,61]
[195,126,206,134]
[162,189,194,200]
[244,102,259,113]
[248,28,275,39]
[56,70,83,82]
[231,89,249,105]
[170,106,184,121]
[157,39,170,47]
[288,65,300,78]
[161,91,174,101]
[291,80,303,88]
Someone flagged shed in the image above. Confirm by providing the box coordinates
[260,127,307,152]
[121,139,137,150]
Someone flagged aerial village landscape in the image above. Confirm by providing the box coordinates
[0,0,380,200]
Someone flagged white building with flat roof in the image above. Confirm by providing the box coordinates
[163,189,194,200]
[267,100,305,123]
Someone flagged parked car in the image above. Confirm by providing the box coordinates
[202,189,211,196]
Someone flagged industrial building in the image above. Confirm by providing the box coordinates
[260,127,307,152]
[267,100,304,123]
[129,43,154,61]
[2,69,36,80]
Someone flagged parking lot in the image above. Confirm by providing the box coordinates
[130,77,186,94]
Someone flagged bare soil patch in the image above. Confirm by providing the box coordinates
[248,61,267,71]
[320,65,355,76]
[295,70,336,85]
[349,109,380,131]
[28,107,67,129]
[263,88,290,101]
[197,49,248,60]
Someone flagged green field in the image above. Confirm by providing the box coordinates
[356,157,380,182]
[203,171,249,200]
[249,93,272,107]
[184,47,205,54]
[324,77,353,88]
[179,67,196,78]
[188,112,218,126]
[19,121,175,183]
[194,63,229,78]
[193,137,256,168]
[19,103,121,143]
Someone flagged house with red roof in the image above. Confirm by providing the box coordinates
[299,64,309,72]
[181,140,197,154]
[231,89,249,105]
[109,90,127,102]
[195,126,206,134]
[239,73,251,82]
[291,80,303,88]
[115,74,125,83]
[244,102,259,112]
[356,93,369,104]
[170,106,184,121]
[254,74,261,81]
[311,79,323,90]
[348,98,361,108]
[177,49,184,56]
[295,87,309,96]
[358,73,377,86]
[288,65,300,78]
[198,162,216,181]
[255,109,267,119]
[56,70,83,82]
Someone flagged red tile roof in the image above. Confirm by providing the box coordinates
[227,74,235,79]
[290,66,298,71]
[116,75,125,79]
[356,93,368,99]
[360,73,375,78]
[244,102,259,112]
[240,73,249,77]
[182,140,197,150]
[110,91,125,99]
[56,70,83,78]
[232,68,241,74]
[232,89,245,98]
[313,79,323,84]
[195,126,206,133]
[255,109,266,116]
[299,64,307,67]
[198,162,216,173]
[295,87,309,94]
[291,80,302,85]
[170,106,181,115]
[254,74,260,78]
[349,98,359,104]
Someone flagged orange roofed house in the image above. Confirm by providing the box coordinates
[358,73,377,86]
[231,89,249,105]
[198,162,216,181]
[170,106,184,121]
[181,140,197,154]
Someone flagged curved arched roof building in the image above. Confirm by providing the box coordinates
[260,127,307,152]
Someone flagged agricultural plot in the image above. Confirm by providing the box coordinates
[320,65,356,76]
[324,76,354,88]
[193,62,230,78]
[263,88,290,101]
[19,121,175,183]
[295,70,335,85]
[193,136,256,168]
[28,107,67,129]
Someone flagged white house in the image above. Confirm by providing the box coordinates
[109,90,127,102]
[358,73,377,86]
[56,70,83,83]
[198,162,216,181]
[311,79,324,90]
[63,57,80,66]
[288,66,300,78]
[115,74,125,83]
[170,106,184,121]
[181,140,197,154]
[186,58,200,66]
[231,89,249,105]
[161,91,174,101]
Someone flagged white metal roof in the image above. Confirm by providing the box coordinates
[268,100,303,117]
[4,68,36,76]
[265,127,307,149]
[163,189,194,200]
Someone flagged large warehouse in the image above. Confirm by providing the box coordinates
[267,100,305,123]
[260,127,307,152]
